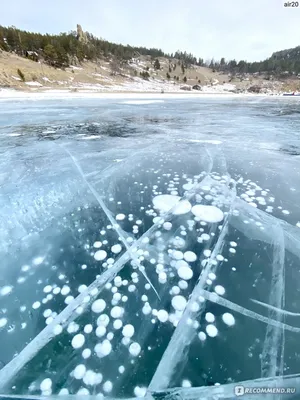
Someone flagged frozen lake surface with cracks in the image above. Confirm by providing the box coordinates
[0,96,300,399]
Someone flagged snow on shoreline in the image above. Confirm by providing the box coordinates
[0,72,290,101]
[0,88,278,101]
[0,77,283,100]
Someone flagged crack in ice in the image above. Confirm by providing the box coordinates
[61,145,161,300]
[261,223,285,377]
[251,299,300,317]
[199,290,300,333]
[0,148,214,389]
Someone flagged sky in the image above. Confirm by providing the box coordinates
[2,0,300,62]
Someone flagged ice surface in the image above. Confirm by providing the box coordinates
[150,373,300,399]
[0,97,300,398]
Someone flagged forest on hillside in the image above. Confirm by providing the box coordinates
[1,25,300,77]
[0,25,168,67]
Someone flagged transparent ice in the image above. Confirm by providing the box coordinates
[0,97,300,399]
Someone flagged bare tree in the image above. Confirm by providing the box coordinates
[125,63,137,77]
[109,59,121,76]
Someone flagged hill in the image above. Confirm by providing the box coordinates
[0,24,204,69]
[270,46,300,74]
[0,24,299,94]
[208,48,300,78]
[0,49,233,92]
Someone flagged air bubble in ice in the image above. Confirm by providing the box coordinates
[32,301,41,309]
[203,249,211,258]
[222,312,235,326]
[53,325,63,335]
[33,257,44,266]
[182,379,192,388]
[74,364,86,379]
[113,319,123,329]
[206,324,218,337]
[163,222,172,230]
[0,286,12,296]
[178,280,188,290]
[122,324,135,338]
[111,244,122,254]
[178,266,193,280]
[183,251,197,262]
[94,250,107,261]
[103,381,113,393]
[208,272,216,280]
[157,309,169,322]
[172,295,187,311]
[92,299,106,313]
[172,200,192,215]
[129,342,141,356]
[214,285,225,295]
[82,348,92,359]
[96,326,106,337]
[61,285,70,296]
[205,312,215,323]
[152,194,180,213]
[71,334,85,349]
[111,306,124,318]
[134,386,147,397]
[192,205,224,223]
[43,285,52,293]
[40,378,52,392]
[95,339,112,357]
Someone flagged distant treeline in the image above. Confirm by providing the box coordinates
[0,25,299,76]
[209,53,300,77]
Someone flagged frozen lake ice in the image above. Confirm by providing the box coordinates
[0,96,300,398]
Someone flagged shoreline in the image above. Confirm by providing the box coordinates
[0,88,286,100]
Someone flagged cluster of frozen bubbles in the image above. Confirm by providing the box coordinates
[0,168,298,397]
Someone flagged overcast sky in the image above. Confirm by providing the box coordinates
[2,0,300,62]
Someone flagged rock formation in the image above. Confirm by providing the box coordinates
[76,24,88,44]
[192,84,201,91]
[180,85,192,91]
[248,85,262,93]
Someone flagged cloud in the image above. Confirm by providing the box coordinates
[1,0,300,62]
